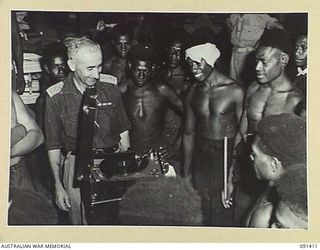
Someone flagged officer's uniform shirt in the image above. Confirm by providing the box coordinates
[45,73,131,153]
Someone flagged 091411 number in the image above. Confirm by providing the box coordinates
[300,244,318,248]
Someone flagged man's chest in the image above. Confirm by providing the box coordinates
[192,87,234,116]
[125,89,165,120]
[247,90,291,120]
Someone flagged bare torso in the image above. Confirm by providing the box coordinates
[189,74,243,140]
[161,66,189,95]
[104,57,129,93]
[123,80,182,151]
[11,98,17,128]
[246,81,303,133]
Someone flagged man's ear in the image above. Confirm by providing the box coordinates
[271,157,284,176]
[280,52,289,67]
[67,59,76,72]
[128,61,132,69]
[43,64,50,74]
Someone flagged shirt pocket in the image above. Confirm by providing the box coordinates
[60,111,79,141]
[241,24,265,42]
[97,105,118,136]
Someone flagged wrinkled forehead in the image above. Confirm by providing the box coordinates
[115,34,132,43]
[296,36,308,46]
[49,56,67,65]
[73,46,102,64]
[186,56,201,65]
[256,46,281,59]
[169,41,183,49]
[132,59,153,69]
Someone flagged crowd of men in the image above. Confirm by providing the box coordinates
[10,13,307,228]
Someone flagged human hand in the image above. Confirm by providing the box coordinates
[16,74,26,94]
[180,169,192,183]
[96,20,106,31]
[55,185,71,211]
[10,156,22,167]
[221,181,234,209]
[159,144,177,160]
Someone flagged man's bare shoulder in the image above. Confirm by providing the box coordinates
[248,202,273,228]
[155,81,176,95]
[217,78,244,97]
[183,83,197,104]
[225,80,243,91]
[245,81,260,97]
[288,86,304,99]
[287,87,304,107]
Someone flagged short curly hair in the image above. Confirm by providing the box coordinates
[259,28,293,56]
[129,43,157,63]
[275,162,308,222]
[119,176,203,226]
[113,22,133,41]
[41,41,68,66]
[256,113,306,168]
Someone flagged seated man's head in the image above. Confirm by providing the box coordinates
[294,34,308,70]
[128,43,156,87]
[251,113,306,182]
[112,23,133,59]
[66,37,103,88]
[256,29,292,84]
[185,43,220,82]
[271,163,308,229]
[41,41,69,84]
[119,176,203,226]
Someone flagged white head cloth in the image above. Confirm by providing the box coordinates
[185,43,220,68]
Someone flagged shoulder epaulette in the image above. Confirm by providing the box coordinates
[46,81,64,98]
[100,74,117,85]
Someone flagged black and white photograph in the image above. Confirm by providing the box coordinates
[8,10,308,230]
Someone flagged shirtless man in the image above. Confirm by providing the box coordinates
[159,31,190,96]
[158,34,190,155]
[11,91,44,167]
[223,28,304,226]
[11,91,44,189]
[10,92,52,225]
[244,114,306,228]
[122,43,183,156]
[182,43,244,226]
[271,161,307,229]
[103,23,133,93]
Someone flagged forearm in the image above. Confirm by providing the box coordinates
[10,129,44,157]
[48,150,64,188]
[181,133,195,177]
[171,123,183,150]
